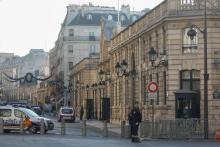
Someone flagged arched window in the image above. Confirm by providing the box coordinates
[87,14,92,20]
[120,15,125,22]
[108,15,113,20]
[182,28,198,53]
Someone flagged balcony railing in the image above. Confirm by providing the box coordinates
[63,36,100,42]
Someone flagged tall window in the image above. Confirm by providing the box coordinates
[68,62,73,70]
[69,29,74,36]
[89,32,95,41]
[90,45,96,53]
[68,45,73,54]
[87,14,92,20]
[89,32,95,36]
[163,71,167,105]
[182,28,198,53]
[156,73,159,105]
[180,70,200,90]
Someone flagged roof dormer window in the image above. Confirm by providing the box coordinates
[87,14,92,20]
[108,15,113,21]
[120,15,125,22]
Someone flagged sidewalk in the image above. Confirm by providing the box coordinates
[86,120,121,137]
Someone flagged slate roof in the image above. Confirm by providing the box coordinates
[67,12,139,27]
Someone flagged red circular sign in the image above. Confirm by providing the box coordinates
[146,82,158,93]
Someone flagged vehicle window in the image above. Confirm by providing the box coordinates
[14,109,25,118]
[0,109,11,117]
[20,108,39,117]
[62,109,73,114]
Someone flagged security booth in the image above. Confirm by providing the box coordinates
[174,90,200,119]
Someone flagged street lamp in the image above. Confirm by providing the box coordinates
[115,59,128,77]
[148,47,168,137]
[75,80,80,108]
[98,69,111,120]
[115,60,137,122]
[187,0,208,139]
[148,48,157,66]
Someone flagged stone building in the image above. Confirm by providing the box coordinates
[50,3,145,91]
[0,49,49,102]
[0,55,23,101]
[70,53,100,118]
[109,0,220,129]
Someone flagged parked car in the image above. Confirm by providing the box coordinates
[58,107,75,122]
[0,105,54,133]
[31,106,42,115]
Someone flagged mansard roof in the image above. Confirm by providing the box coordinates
[67,12,139,27]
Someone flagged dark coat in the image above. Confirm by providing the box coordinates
[128,108,142,125]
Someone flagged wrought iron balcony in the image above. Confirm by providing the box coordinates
[63,36,100,42]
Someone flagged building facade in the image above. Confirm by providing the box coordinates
[70,53,100,118]
[0,49,49,103]
[50,3,145,90]
[109,0,220,129]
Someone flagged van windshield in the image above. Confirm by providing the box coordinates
[20,108,39,117]
[62,108,73,114]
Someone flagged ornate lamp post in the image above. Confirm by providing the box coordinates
[98,69,111,120]
[115,59,137,122]
[148,48,157,66]
[148,46,168,137]
[75,80,80,108]
[187,0,209,139]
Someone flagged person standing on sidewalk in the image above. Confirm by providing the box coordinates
[128,101,142,143]
[80,106,84,120]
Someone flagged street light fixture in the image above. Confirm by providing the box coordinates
[115,59,137,122]
[187,0,209,139]
[115,59,128,77]
[148,47,157,66]
[148,47,168,67]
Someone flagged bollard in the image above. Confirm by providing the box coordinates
[82,119,87,136]
[0,118,3,134]
[40,119,45,135]
[20,117,24,134]
[61,118,66,135]
[103,120,108,137]
[121,120,125,138]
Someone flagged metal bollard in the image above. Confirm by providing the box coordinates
[0,118,3,134]
[121,120,125,138]
[82,119,87,136]
[20,117,24,134]
[103,120,108,137]
[61,118,66,135]
[40,119,45,135]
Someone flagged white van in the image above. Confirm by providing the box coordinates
[0,105,54,133]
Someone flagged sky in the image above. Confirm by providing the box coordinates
[0,0,163,56]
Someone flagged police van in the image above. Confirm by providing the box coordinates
[0,105,54,133]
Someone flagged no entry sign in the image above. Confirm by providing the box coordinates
[146,82,158,93]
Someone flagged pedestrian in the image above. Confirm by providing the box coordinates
[80,106,84,120]
[128,101,142,143]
